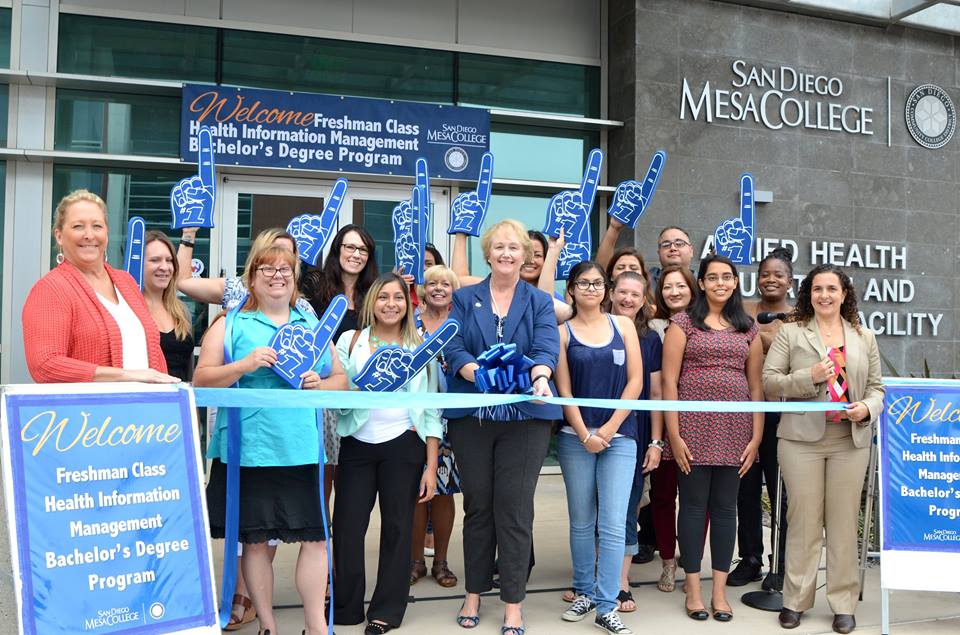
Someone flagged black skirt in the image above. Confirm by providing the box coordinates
[206,460,327,544]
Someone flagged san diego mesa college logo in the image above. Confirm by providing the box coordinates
[905,84,956,149]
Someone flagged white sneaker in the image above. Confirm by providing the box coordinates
[595,609,633,634]
[562,595,596,622]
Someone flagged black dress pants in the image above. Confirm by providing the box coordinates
[677,465,740,574]
[333,431,425,627]
[736,413,788,565]
[448,416,552,603]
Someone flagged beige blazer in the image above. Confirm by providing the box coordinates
[762,319,884,448]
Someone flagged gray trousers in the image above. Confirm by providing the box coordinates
[447,416,552,603]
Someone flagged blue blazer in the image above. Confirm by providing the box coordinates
[444,277,562,421]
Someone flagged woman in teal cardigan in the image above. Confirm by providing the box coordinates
[334,272,441,635]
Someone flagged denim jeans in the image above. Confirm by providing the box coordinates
[558,432,637,615]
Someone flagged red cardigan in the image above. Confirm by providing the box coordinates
[22,261,168,383]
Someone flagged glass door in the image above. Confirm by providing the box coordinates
[218,176,450,291]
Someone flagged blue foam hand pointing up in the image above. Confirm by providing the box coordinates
[543,148,603,279]
[608,150,667,228]
[124,216,146,290]
[713,173,755,265]
[171,127,216,229]
[287,179,348,265]
[449,152,493,236]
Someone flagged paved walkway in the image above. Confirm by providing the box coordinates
[216,475,960,635]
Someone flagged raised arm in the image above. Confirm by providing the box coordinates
[595,217,625,270]
[451,232,483,286]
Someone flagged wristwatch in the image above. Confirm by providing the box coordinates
[648,439,665,450]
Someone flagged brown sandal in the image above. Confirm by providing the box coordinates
[432,560,458,588]
[658,561,677,593]
[410,559,428,585]
[224,593,256,631]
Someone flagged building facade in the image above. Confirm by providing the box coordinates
[0,0,957,386]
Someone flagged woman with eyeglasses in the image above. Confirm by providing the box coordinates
[300,224,380,511]
[554,261,642,635]
[197,243,348,635]
[661,254,763,623]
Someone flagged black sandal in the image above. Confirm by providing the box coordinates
[617,589,636,612]
[365,621,393,635]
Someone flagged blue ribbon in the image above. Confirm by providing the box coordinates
[193,388,842,413]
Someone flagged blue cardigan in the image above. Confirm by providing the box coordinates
[443,277,562,421]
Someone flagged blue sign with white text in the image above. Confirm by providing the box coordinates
[880,381,960,552]
[180,84,491,179]
[2,388,216,635]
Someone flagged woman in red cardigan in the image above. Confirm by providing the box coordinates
[23,189,178,384]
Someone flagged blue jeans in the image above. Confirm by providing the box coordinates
[558,432,637,615]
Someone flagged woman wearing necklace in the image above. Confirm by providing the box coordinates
[662,254,764,623]
[730,247,795,590]
[410,265,462,589]
[444,219,561,635]
[334,272,441,635]
[763,265,883,634]
[554,261,643,635]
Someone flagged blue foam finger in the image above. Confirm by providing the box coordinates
[354,319,460,392]
[270,323,324,389]
[543,148,603,279]
[448,152,494,236]
[171,126,216,229]
[608,150,667,228]
[124,216,146,290]
[712,172,755,265]
[311,294,349,377]
[410,187,426,285]
[286,179,348,265]
[392,199,417,278]
[416,158,430,258]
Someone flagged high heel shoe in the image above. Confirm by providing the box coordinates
[456,598,480,629]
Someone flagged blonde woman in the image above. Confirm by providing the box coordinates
[143,231,195,381]
[334,272,441,635]
[410,265,462,589]
[23,189,176,383]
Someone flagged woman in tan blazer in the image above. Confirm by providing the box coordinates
[762,264,884,634]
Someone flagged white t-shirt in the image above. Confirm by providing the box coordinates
[352,408,412,444]
[96,286,149,370]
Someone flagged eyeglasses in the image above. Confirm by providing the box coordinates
[574,279,607,291]
[342,244,369,256]
[704,273,736,283]
[659,239,691,250]
[257,265,294,278]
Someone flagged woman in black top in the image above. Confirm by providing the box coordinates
[143,231,194,381]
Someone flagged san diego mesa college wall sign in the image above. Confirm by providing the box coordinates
[905,84,956,150]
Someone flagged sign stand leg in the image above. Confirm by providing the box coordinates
[881,587,890,635]
[741,466,785,611]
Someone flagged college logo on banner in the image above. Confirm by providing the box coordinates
[1,385,218,635]
[180,84,491,180]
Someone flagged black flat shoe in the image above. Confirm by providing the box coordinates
[779,608,803,629]
[685,602,709,621]
[711,603,733,622]
[365,620,394,635]
[833,614,856,634]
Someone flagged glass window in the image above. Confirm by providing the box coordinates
[55,89,181,156]
[57,14,217,82]
[458,53,600,118]
[491,124,600,183]
[0,162,5,333]
[0,8,11,69]
[51,165,210,342]
[222,30,454,103]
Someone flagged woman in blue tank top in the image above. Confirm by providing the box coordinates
[554,261,643,635]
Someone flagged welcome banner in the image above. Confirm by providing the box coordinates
[879,378,960,593]
[1,384,218,635]
[180,84,491,180]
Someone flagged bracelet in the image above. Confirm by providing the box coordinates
[580,433,594,445]
[648,439,665,450]
[532,373,550,384]
[181,239,195,248]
